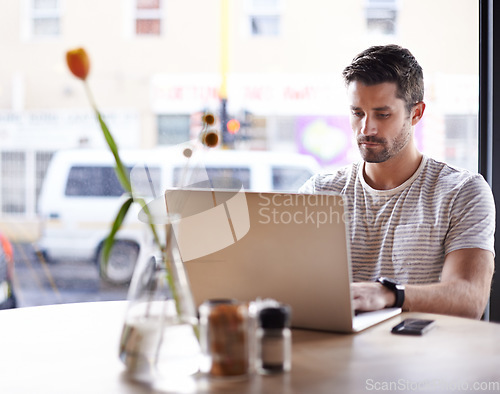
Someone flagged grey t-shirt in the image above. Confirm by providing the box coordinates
[299,156,496,284]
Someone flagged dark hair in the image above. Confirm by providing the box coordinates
[342,44,424,113]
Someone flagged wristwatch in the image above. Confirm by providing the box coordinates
[377,277,405,308]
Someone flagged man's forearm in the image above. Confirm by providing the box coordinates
[352,249,494,319]
[404,279,489,319]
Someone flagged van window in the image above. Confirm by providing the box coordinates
[65,166,127,197]
[130,165,162,198]
[272,167,314,191]
[66,165,163,197]
[173,167,251,189]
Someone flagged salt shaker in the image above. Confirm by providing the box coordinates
[256,305,291,374]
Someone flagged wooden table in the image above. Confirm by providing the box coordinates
[1,301,499,393]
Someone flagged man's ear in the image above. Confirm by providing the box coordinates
[411,101,426,126]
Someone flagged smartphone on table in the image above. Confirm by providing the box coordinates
[391,318,435,335]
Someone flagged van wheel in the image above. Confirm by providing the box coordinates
[98,240,139,285]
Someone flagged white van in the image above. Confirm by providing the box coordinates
[36,147,319,284]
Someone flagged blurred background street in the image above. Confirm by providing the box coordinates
[11,243,128,307]
[0,0,480,310]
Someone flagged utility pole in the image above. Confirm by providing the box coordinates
[220,0,234,148]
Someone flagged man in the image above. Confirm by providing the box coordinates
[299,44,495,319]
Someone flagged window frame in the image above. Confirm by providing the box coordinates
[244,0,283,37]
[23,0,62,39]
[365,0,399,36]
[479,0,499,321]
[133,0,164,37]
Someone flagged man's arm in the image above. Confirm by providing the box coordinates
[352,248,494,319]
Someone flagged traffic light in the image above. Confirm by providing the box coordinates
[227,119,241,134]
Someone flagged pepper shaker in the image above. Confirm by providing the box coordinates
[256,305,291,374]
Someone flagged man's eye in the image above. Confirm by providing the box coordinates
[352,111,364,118]
[378,113,390,119]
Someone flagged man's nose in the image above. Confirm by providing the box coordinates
[360,116,377,136]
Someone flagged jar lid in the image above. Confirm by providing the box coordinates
[203,298,239,306]
[259,305,291,329]
[199,298,241,316]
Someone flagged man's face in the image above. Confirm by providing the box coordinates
[347,81,413,163]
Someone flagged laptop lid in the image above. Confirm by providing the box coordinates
[164,189,399,333]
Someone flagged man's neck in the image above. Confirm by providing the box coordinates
[363,147,423,190]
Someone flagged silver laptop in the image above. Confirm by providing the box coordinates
[163,188,401,333]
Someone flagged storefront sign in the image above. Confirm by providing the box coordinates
[150,73,346,115]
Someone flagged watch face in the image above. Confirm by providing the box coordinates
[378,277,396,288]
[380,277,402,287]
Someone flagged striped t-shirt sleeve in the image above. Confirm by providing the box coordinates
[444,174,496,256]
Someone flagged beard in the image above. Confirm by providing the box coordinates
[357,122,412,163]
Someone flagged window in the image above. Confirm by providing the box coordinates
[134,0,163,36]
[272,167,314,192]
[1,152,26,214]
[29,0,61,38]
[130,165,162,198]
[2,1,482,310]
[365,0,398,36]
[158,115,190,145]
[246,0,282,37]
[173,167,251,190]
[444,115,478,171]
[65,166,127,197]
[64,165,162,198]
[270,116,296,151]
[0,150,53,215]
[35,151,54,213]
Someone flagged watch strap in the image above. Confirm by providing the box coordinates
[377,277,405,308]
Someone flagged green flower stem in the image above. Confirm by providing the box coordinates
[84,81,131,194]
[134,199,181,315]
[102,196,134,264]
[83,79,185,328]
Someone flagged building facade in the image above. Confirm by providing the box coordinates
[0,0,479,239]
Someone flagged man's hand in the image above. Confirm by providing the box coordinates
[351,282,396,312]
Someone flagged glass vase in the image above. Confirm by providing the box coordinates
[118,219,201,386]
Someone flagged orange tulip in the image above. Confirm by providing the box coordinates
[66,48,90,80]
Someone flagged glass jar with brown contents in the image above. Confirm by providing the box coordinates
[199,299,250,378]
